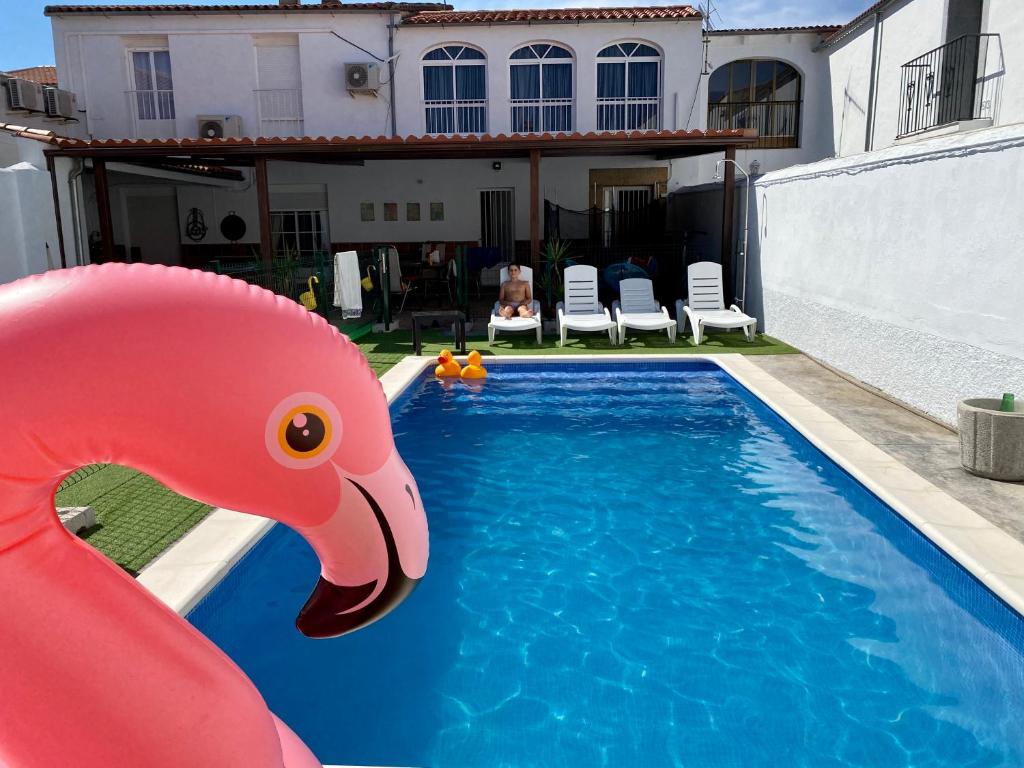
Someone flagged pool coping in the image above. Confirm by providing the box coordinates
[138,352,1024,621]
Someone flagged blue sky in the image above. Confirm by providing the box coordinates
[1,0,867,71]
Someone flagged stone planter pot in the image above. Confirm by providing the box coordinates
[958,398,1024,482]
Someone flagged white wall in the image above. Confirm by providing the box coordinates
[985,0,1024,127]
[50,9,704,140]
[0,138,61,283]
[394,20,703,136]
[749,122,1024,425]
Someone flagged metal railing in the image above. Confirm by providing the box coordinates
[897,34,998,139]
[510,98,573,133]
[596,97,660,131]
[256,88,304,137]
[125,89,176,138]
[424,99,487,135]
[707,100,801,148]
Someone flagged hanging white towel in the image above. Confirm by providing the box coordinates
[333,250,362,318]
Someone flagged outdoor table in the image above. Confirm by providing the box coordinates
[411,310,467,356]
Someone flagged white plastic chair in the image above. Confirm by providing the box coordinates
[675,261,757,345]
[613,278,676,345]
[488,265,542,344]
[557,264,617,346]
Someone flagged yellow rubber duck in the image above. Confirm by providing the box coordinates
[460,349,487,379]
[435,349,462,378]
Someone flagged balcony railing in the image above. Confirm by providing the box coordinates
[424,99,487,135]
[596,97,660,131]
[125,89,176,138]
[897,34,999,139]
[511,99,573,134]
[707,100,801,148]
[256,89,304,137]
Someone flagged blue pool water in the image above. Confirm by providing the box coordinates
[189,362,1024,767]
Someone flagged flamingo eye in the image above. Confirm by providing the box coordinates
[279,406,331,459]
[266,393,342,469]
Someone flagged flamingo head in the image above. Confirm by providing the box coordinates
[0,265,428,639]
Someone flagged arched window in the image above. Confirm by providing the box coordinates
[596,42,661,131]
[509,44,574,133]
[708,59,801,148]
[422,45,487,135]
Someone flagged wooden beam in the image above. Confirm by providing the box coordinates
[46,155,68,268]
[720,145,736,302]
[93,159,114,263]
[254,157,273,268]
[529,148,540,269]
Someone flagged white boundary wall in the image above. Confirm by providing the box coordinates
[750,123,1024,426]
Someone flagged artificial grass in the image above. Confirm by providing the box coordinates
[55,465,211,575]
[356,328,798,376]
[60,327,796,572]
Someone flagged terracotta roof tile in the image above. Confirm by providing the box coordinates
[44,3,451,15]
[404,5,701,25]
[4,66,58,87]
[44,128,746,149]
[0,122,67,144]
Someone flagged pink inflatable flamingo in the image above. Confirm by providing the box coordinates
[0,264,428,767]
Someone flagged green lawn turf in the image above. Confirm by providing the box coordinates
[58,328,797,572]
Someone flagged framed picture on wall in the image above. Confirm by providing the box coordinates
[430,202,444,222]
[384,202,398,222]
[406,202,420,222]
[360,202,374,222]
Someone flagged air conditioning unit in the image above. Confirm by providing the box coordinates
[344,63,380,93]
[196,115,243,139]
[43,87,75,118]
[4,77,46,112]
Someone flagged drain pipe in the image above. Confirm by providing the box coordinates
[864,10,883,152]
[387,13,398,137]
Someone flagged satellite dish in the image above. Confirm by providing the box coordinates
[219,211,246,242]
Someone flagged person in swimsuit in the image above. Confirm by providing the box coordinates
[498,263,535,319]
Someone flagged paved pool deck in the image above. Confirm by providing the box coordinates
[751,354,1024,545]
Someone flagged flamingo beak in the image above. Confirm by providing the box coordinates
[294,451,427,639]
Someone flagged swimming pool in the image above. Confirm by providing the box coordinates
[189,360,1024,767]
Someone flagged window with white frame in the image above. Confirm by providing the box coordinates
[509,44,574,133]
[596,42,661,131]
[255,40,303,137]
[422,45,487,135]
[271,210,330,258]
[130,50,175,121]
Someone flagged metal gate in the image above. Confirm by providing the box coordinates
[602,185,654,246]
[480,189,516,261]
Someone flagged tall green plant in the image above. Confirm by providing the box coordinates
[540,238,572,309]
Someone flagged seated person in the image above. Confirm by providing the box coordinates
[497,263,535,319]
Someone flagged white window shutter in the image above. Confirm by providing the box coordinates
[257,45,300,91]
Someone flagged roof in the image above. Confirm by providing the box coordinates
[0,122,66,144]
[404,5,700,25]
[818,0,895,49]
[708,25,841,36]
[44,2,452,16]
[4,66,58,86]
[39,129,757,161]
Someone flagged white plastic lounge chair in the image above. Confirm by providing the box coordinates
[488,265,542,344]
[613,278,676,345]
[557,264,617,346]
[675,261,757,345]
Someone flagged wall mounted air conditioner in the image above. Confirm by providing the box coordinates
[4,78,46,112]
[44,87,75,118]
[197,115,243,139]
[344,63,380,93]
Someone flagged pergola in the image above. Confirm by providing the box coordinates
[42,128,758,287]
